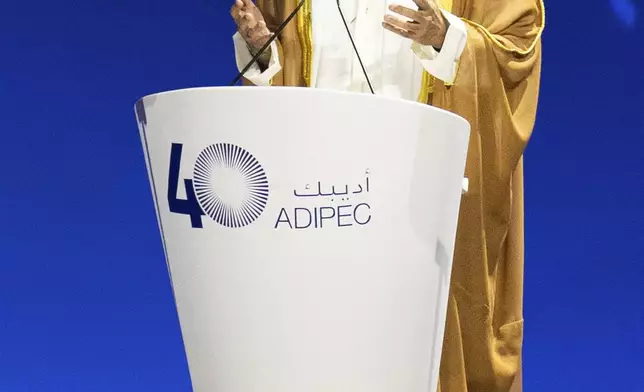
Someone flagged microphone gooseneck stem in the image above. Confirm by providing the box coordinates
[336,0,375,95]
[230,0,306,86]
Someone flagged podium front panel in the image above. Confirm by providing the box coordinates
[135,87,470,392]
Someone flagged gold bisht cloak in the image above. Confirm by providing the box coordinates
[244,1,545,391]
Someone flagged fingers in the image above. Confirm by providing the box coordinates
[245,21,271,47]
[230,2,244,23]
[383,15,421,33]
[388,5,422,22]
[233,11,253,27]
[248,20,267,37]
[242,11,256,25]
[411,0,432,10]
[234,8,257,30]
[240,17,258,39]
[231,0,269,48]
[231,0,254,22]
[382,21,414,39]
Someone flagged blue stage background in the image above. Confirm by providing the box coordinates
[1,1,642,391]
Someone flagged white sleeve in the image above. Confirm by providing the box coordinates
[232,32,282,86]
[411,10,467,84]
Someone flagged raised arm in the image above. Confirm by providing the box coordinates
[230,0,285,86]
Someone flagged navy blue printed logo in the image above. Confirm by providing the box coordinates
[167,143,268,229]
[193,144,269,228]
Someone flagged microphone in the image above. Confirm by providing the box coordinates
[336,0,375,94]
[230,0,306,86]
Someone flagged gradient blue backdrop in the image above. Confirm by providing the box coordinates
[1,1,643,391]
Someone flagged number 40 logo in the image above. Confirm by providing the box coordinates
[165,143,270,229]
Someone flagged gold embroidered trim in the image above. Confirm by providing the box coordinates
[296,0,313,86]
[417,72,434,103]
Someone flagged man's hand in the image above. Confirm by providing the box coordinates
[231,0,272,51]
[383,0,449,49]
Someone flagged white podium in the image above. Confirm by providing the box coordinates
[135,87,470,392]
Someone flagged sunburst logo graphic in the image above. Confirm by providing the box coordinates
[192,143,269,228]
